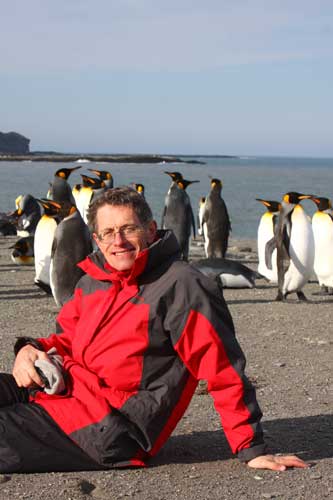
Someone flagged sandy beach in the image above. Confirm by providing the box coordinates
[0,235,332,500]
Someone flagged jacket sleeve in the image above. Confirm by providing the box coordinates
[36,287,83,357]
[166,270,266,462]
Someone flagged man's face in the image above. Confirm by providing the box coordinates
[93,204,157,271]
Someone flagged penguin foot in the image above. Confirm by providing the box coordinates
[296,291,308,302]
[34,280,52,295]
[275,291,286,302]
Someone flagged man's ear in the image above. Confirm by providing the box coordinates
[92,233,101,250]
[147,220,158,244]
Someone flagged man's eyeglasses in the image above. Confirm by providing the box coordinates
[96,224,144,244]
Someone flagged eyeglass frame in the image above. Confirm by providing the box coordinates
[95,223,146,244]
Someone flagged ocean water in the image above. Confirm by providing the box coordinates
[0,156,332,239]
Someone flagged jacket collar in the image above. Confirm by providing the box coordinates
[78,229,181,282]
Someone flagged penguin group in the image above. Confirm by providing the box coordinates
[8,163,331,306]
[2,166,117,307]
[256,191,333,301]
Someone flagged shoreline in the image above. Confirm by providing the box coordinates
[0,153,208,164]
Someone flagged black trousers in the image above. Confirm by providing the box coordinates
[0,373,103,473]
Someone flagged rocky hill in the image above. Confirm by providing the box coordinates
[0,131,30,154]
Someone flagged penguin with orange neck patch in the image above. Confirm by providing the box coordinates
[275,192,314,301]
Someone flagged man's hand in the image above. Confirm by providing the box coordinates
[247,454,309,471]
[12,344,49,388]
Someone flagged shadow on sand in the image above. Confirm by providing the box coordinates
[151,414,333,465]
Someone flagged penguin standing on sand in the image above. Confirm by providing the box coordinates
[9,236,35,266]
[275,192,314,301]
[14,194,41,237]
[50,204,92,307]
[48,166,81,205]
[309,196,333,294]
[256,198,281,283]
[201,178,231,258]
[34,199,62,294]
[161,172,198,261]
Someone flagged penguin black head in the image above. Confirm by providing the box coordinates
[256,199,281,212]
[55,166,81,179]
[80,174,105,189]
[165,171,183,182]
[209,178,222,193]
[132,183,145,196]
[309,196,332,211]
[199,196,206,205]
[282,192,311,205]
[88,169,113,182]
[176,179,199,190]
[36,199,62,217]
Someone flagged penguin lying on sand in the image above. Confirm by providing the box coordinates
[9,236,35,266]
[192,258,262,289]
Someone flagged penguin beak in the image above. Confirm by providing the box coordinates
[298,194,312,200]
[256,198,270,207]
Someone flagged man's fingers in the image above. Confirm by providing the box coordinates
[247,454,309,471]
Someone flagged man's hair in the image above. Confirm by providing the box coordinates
[87,186,153,233]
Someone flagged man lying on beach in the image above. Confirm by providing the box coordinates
[4,187,307,473]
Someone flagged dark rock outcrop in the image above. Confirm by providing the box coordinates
[0,132,30,154]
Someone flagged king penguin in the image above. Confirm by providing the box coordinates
[256,198,281,283]
[192,258,262,289]
[201,178,231,258]
[34,199,62,295]
[275,192,314,301]
[14,194,41,237]
[48,166,81,205]
[309,196,333,294]
[88,168,113,189]
[131,183,145,197]
[9,236,35,266]
[161,172,198,261]
[50,204,92,307]
[76,174,105,223]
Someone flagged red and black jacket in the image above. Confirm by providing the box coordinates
[21,230,266,466]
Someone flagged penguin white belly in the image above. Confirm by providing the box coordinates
[203,222,209,257]
[34,216,57,285]
[198,203,205,236]
[312,212,333,286]
[257,213,278,283]
[218,273,254,288]
[283,207,314,294]
[76,188,93,223]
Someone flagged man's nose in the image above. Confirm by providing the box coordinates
[113,230,126,243]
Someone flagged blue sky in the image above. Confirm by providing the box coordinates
[1,1,333,156]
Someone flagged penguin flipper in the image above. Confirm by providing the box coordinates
[190,206,196,238]
[265,236,277,270]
